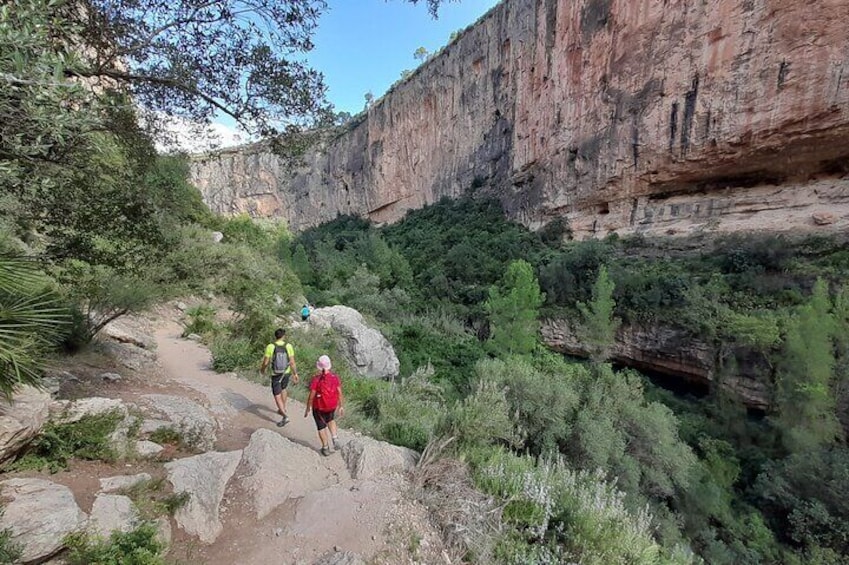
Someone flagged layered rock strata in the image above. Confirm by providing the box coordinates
[540,318,771,409]
[190,0,849,238]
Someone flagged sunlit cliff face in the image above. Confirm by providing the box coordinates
[190,0,849,239]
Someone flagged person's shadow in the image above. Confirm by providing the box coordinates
[221,390,277,423]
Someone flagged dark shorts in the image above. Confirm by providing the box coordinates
[301,314,309,321]
[312,409,335,430]
[271,374,290,396]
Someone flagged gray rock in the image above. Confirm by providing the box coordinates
[50,397,127,425]
[88,494,138,538]
[101,317,155,350]
[165,450,242,544]
[109,413,141,458]
[175,301,188,311]
[99,473,152,494]
[813,211,837,225]
[40,370,75,397]
[99,340,157,372]
[186,333,202,342]
[312,551,366,565]
[0,385,51,465]
[100,372,123,383]
[211,231,224,243]
[139,419,172,435]
[142,394,218,451]
[311,306,400,379]
[340,437,419,480]
[0,478,87,563]
[136,440,165,458]
[154,516,172,548]
[238,429,334,519]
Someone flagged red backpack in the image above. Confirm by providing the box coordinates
[314,372,340,412]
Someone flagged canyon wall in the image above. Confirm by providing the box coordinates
[191,0,849,237]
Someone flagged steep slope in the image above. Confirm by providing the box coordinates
[190,0,849,238]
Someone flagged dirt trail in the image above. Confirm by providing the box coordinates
[152,321,436,565]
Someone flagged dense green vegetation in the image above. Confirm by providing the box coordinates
[64,523,166,565]
[290,198,849,564]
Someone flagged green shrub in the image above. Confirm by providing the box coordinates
[181,305,217,337]
[475,449,692,565]
[754,449,849,556]
[58,260,160,346]
[121,478,190,519]
[373,367,444,451]
[8,410,123,472]
[0,525,22,565]
[482,356,582,455]
[147,427,183,447]
[439,380,517,451]
[220,214,273,248]
[64,522,165,565]
[210,336,256,372]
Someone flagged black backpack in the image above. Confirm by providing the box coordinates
[271,343,290,374]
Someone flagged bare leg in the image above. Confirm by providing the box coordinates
[318,428,330,448]
[328,419,339,448]
[279,389,289,414]
[273,393,286,415]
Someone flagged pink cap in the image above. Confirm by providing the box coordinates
[316,355,332,370]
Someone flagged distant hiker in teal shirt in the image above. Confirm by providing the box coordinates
[259,328,298,427]
[301,304,311,322]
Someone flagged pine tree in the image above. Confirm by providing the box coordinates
[486,260,544,357]
[577,265,620,363]
[776,278,842,452]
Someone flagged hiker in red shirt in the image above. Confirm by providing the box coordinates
[304,355,344,456]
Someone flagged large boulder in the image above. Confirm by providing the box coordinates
[0,478,87,563]
[165,450,242,544]
[142,394,218,451]
[101,316,155,350]
[237,429,335,519]
[98,340,157,372]
[88,494,138,538]
[0,385,51,465]
[340,437,418,480]
[311,306,399,379]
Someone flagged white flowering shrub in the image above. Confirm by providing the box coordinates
[475,449,694,565]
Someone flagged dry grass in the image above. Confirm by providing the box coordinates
[411,437,501,563]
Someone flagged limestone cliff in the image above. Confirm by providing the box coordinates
[190,0,849,237]
[540,318,771,409]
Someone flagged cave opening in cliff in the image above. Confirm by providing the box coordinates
[613,362,711,399]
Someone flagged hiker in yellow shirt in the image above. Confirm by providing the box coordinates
[259,328,299,427]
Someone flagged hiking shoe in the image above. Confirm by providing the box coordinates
[320,446,330,457]
[276,415,289,427]
[332,437,340,450]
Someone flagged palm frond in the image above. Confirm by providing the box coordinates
[0,255,69,398]
[0,254,48,294]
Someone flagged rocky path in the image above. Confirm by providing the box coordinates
[0,314,446,565]
[151,321,443,565]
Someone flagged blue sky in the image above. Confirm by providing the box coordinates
[307,0,500,115]
[168,1,499,150]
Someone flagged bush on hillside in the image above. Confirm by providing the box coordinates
[754,449,849,556]
[64,522,165,565]
[473,449,693,565]
[8,410,124,472]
